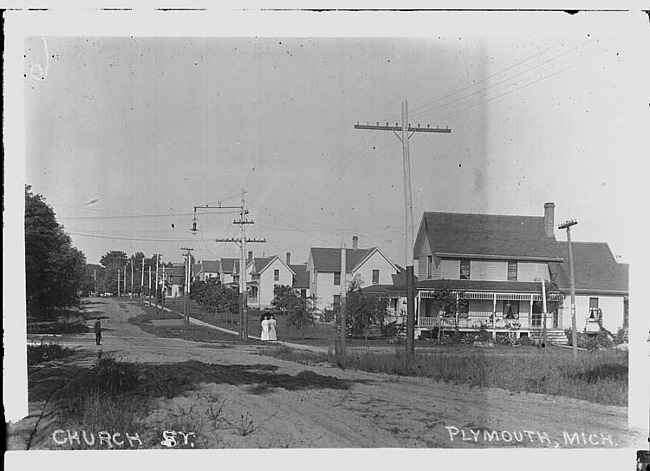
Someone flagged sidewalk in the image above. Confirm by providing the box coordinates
[144,301,330,354]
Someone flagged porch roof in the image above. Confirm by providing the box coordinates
[417,279,548,293]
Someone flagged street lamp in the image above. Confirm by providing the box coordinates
[558,218,578,359]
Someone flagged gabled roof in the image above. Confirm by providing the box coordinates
[220,258,239,274]
[310,247,389,272]
[247,257,274,274]
[549,242,628,294]
[415,211,562,261]
[201,260,220,273]
[290,264,309,289]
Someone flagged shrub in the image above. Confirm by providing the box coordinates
[27,343,76,365]
[517,335,534,347]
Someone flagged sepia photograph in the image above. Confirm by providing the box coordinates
[4,6,650,471]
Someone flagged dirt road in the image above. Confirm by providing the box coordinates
[22,298,646,449]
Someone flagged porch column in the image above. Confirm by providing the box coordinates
[492,293,497,340]
[529,294,534,331]
[455,292,459,330]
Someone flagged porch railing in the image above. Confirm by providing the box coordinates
[418,312,532,330]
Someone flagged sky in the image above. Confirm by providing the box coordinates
[17,11,648,270]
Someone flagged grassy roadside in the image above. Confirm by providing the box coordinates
[261,345,628,406]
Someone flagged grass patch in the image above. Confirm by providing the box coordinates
[260,345,628,406]
[27,343,77,366]
[128,306,257,344]
[27,321,89,335]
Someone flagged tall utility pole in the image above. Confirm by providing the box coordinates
[559,219,578,359]
[130,257,134,299]
[124,264,128,295]
[339,243,347,356]
[193,191,265,342]
[117,269,121,297]
[355,100,451,356]
[155,254,160,314]
[181,247,194,325]
[148,264,152,305]
[141,256,145,300]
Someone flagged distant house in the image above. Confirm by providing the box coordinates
[219,258,240,285]
[192,260,220,282]
[361,268,414,324]
[412,202,629,344]
[307,236,400,311]
[550,242,629,336]
[290,263,311,298]
[245,254,295,309]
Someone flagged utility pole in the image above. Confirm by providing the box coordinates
[162,264,166,312]
[213,190,266,342]
[558,219,578,359]
[181,247,194,325]
[130,257,134,300]
[155,254,160,314]
[141,256,145,300]
[355,100,451,356]
[339,243,347,356]
[541,278,548,349]
[93,268,97,296]
[124,264,127,297]
[117,269,121,297]
[148,264,152,305]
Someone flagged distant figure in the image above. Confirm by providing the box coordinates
[261,314,270,341]
[268,314,277,341]
[94,318,102,345]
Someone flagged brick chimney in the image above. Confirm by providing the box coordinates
[352,236,358,250]
[286,252,291,266]
[544,202,555,237]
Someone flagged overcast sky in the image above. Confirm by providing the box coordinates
[17,11,648,267]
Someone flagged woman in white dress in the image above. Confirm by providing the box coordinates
[268,314,277,341]
[260,314,270,341]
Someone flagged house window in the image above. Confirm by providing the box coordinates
[427,255,434,279]
[334,272,341,285]
[588,297,600,320]
[300,289,307,298]
[274,269,279,282]
[460,259,470,279]
[503,301,520,319]
[372,269,380,284]
[507,261,518,281]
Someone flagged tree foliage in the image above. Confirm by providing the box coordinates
[25,186,87,316]
[344,279,388,339]
[271,285,316,337]
[190,278,239,313]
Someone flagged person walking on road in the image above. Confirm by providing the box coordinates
[261,313,270,341]
[268,313,277,341]
[94,318,102,345]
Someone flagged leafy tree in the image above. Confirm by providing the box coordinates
[98,250,128,294]
[191,278,239,314]
[25,185,88,316]
[271,285,316,337]
[427,279,463,340]
[344,279,388,340]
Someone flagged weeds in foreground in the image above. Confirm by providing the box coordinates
[260,346,628,406]
[27,343,77,365]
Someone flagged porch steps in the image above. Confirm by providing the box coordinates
[529,328,568,346]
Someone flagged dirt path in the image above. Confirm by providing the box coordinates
[22,298,646,449]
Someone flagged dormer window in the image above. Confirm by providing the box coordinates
[460,259,470,280]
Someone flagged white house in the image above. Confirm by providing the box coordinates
[245,255,295,309]
[307,236,400,311]
[192,260,220,282]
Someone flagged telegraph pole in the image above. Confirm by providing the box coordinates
[117,269,121,298]
[192,192,265,342]
[124,264,127,296]
[148,264,152,305]
[181,247,194,325]
[130,257,134,299]
[355,100,451,356]
[559,219,578,359]
[339,243,347,356]
[155,254,160,314]
[141,256,145,300]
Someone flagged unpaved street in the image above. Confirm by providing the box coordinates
[22,298,646,449]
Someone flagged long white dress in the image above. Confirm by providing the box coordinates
[261,319,270,341]
[268,318,277,341]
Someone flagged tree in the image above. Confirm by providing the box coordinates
[98,250,128,295]
[427,279,463,340]
[344,279,388,340]
[271,285,316,337]
[190,278,239,315]
[25,185,88,316]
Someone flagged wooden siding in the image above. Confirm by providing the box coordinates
[560,295,624,333]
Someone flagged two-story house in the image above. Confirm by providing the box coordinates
[414,203,566,342]
[307,236,400,311]
[245,254,295,309]
[413,202,629,343]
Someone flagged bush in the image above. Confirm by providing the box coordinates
[27,343,76,365]
[516,335,534,347]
